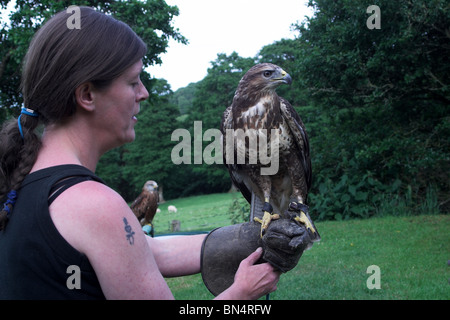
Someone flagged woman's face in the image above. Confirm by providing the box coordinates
[92,60,149,149]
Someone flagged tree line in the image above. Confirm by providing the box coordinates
[1,0,448,220]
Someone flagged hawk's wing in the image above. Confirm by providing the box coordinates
[279,97,312,192]
[146,191,160,223]
[221,105,252,205]
[224,152,265,221]
[130,193,145,220]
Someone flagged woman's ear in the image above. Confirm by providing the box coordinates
[75,82,96,112]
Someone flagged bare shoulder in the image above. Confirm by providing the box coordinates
[50,180,130,225]
[49,180,139,252]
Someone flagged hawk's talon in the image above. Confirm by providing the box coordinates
[254,210,280,238]
[288,201,316,234]
[294,211,316,234]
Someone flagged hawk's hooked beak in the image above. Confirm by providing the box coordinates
[280,70,292,85]
[274,69,292,85]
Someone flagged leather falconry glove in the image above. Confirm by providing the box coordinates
[201,216,313,296]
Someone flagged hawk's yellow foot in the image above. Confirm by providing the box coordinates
[253,200,279,238]
[254,211,280,238]
[294,211,316,234]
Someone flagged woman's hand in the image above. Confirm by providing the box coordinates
[215,247,280,300]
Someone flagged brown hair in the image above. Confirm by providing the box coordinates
[0,7,147,229]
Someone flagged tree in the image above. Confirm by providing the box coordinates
[170,82,199,115]
[293,0,449,216]
[295,0,449,109]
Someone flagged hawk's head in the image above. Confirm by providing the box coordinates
[143,180,158,193]
[234,63,292,102]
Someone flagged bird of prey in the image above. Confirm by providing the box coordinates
[130,180,159,237]
[221,63,320,242]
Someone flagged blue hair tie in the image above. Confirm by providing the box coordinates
[18,107,39,140]
[2,190,18,218]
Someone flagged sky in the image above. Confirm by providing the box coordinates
[149,0,314,91]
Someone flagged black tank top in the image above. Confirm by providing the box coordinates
[0,165,107,299]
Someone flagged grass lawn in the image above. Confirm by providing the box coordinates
[152,193,449,300]
[153,192,238,234]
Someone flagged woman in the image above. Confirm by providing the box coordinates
[0,7,279,299]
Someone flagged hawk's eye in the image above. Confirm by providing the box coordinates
[263,70,273,78]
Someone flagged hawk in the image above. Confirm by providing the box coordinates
[221,63,320,242]
[130,180,159,237]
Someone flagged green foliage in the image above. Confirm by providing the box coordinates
[293,0,449,217]
[169,82,199,115]
[309,171,403,221]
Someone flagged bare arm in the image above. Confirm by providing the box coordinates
[148,234,206,277]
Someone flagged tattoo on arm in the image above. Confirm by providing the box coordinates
[123,217,135,245]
